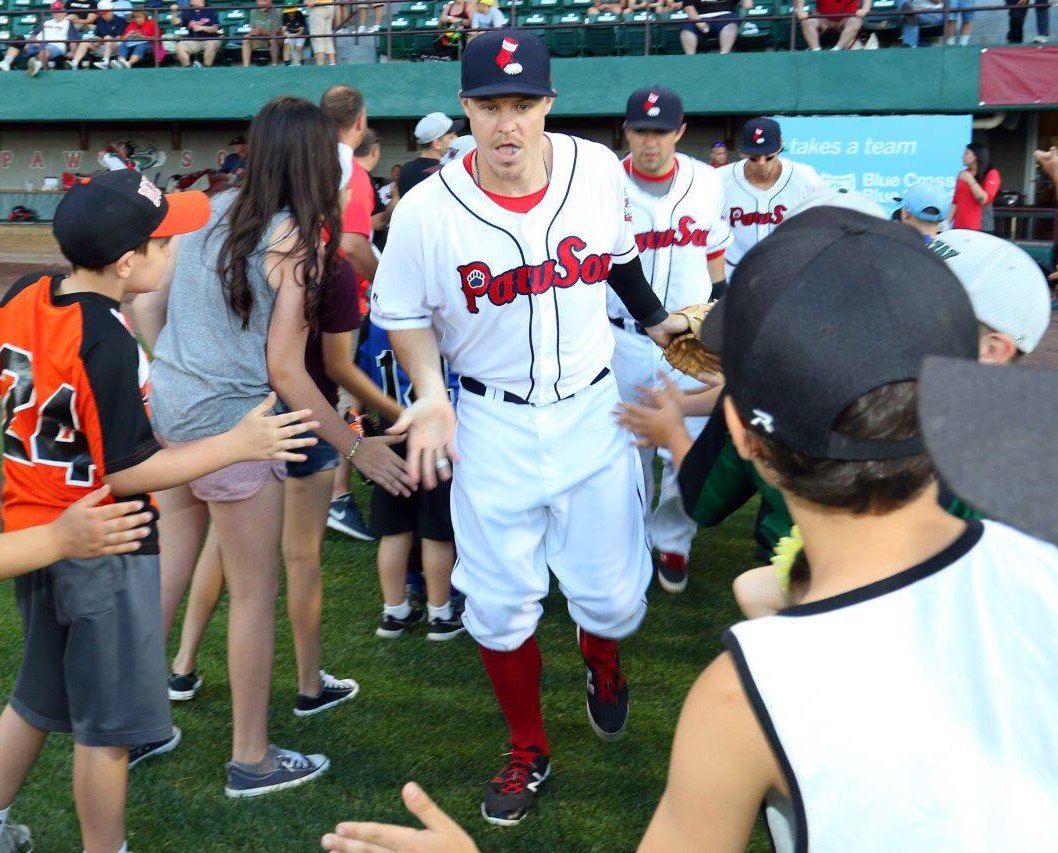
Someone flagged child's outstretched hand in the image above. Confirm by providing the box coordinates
[53,485,155,559]
[614,372,688,450]
[231,392,320,462]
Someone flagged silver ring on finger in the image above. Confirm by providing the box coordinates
[435,457,451,470]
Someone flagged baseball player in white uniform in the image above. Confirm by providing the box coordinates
[719,117,825,278]
[370,30,691,827]
[612,85,731,595]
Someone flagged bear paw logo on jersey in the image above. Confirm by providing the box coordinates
[496,37,522,75]
[643,92,661,118]
[458,236,611,314]
[729,204,787,227]
[636,216,710,252]
[137,176,163,207]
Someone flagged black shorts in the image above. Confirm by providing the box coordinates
[370,448,454,541]
[11,554,173,747]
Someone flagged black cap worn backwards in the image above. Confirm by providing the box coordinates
[459,29,557,99]
[624,86,684,131]
[713,207,979,461]
[739,116,782,156]
[53,170,209,268]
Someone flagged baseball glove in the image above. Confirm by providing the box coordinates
[663,302,723,380]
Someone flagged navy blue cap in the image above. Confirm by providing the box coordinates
[739,117,782,156]
[459,29,557,99]
[624,86,684,131]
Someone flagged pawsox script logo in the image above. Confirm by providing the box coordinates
[458,236,611,313]
[636,216,710,252]
[729,204,787,227]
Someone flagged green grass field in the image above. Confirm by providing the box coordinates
[0,485,767,852]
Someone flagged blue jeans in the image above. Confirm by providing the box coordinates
[24,43,64,60]
[1006,0,1050,41]
[901,0,944,44]
[118,40,152,61]
[946,0,976,22]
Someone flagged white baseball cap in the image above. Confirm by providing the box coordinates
[440,135,476,166]
[414,113,465,146]
[97,0,114,9]
[929,229,1051,354]
[782,188,887,223]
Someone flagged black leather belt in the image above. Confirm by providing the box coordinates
[460,368,610,406]
[609,316,647,336]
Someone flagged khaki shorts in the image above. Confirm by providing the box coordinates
[308,5,335,54]
[177,38,219,55]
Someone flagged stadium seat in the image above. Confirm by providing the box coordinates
[619,10,661,56]
[409,15,439,55]
[566,0,593,9]
[530,0,561,12]
[582,10,619,55]
[402,0,432,15]
[383,15,415,58]
[219,8,247,26]
[11,0,31,10]
[656,10,689,54]
[520,10,548,37]
[546,10,583,55]
[739,0,775,47]
[863,0,904,41]
[771,0,806,49]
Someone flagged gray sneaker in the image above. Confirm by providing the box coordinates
[224,745,329,798]
[0,821,32,853]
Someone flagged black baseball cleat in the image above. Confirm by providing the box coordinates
[579,629,629,741]
[657,551,688,594]
[375,607,424,638]
[481,746,551,827]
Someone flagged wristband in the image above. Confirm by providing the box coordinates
[710,279,729,300]
[345,434,363,464]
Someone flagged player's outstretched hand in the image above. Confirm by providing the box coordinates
[351,436,413,498]
[231,392,320,463]
[387,396,458,491]
[614,372,688,450]
[645,312,691,350]
[53,485,155,559]
[321,783,478,853]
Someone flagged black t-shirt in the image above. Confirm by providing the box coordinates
[282,9,307,32]
[685,0,737,14]
[397,156,442,198]
[65,0,97,20]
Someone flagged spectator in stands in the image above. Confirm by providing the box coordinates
[99,141,135,169]
[680,0,755,54]
[70,0,125,68]
[307,0,336,65]
[281,4,307,64]
[116,7,164,66]
[171,0,221,66]
[65,0,98,31]
[221,135,248,179]
[436,0,472,57]
[650,0,683,11]
[469,0,506,32]
[795,0,871,49]
[587,0,624,15]
[1006,0,1050,43]
[357,1,384,34]
[0,2,78,75]
[710,140,728,167]
[944,0,973,44]
[1034,146,1058,291]
[951,142,1001,231]
[900,0,944,47]
[242,0,281,65]
[398,112,464,197]
[897,181,950,245]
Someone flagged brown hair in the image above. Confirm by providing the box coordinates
[319,85,365,133]
[756,381,935,516]
[216,96,341,330]
[355,127,380,158]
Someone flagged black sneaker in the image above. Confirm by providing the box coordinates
[294,670,360,717]
[426,612,465,642]
[168,670,203,701]
[224,744,329,798]
[481,747,551,826]
[375,607,423,638]
[326,493,376,541]
[578,629,629,742]
[129,726,182,769]
[657,552,688,594]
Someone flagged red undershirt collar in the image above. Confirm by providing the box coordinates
[624,157,678,183]
[463,152,549,214]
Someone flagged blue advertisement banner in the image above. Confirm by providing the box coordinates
[775,114,974,215]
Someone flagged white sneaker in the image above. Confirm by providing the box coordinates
[0,820,32,852]
[113,57,128,68]
[356,24,366,33]
[367,24,380,33]
[865,33,880,49]
[1033,35,1048,44]
[26,56,41,77]
[0,59,11,72]
[192,59,202,67]
[92,59,110,69]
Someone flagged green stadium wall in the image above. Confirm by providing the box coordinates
[0,49,989,123]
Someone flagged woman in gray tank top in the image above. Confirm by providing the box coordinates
[130,97,410,798]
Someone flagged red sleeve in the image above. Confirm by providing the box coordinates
[982,170,1001,205]
[342,195,371,237]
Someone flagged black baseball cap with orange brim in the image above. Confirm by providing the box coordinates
[54,170,210,268]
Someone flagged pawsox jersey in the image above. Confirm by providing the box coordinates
[371,133,637,406]
[0,274,160,549]
[725,520,1058,852]
[608,153,732,321]
[356,315,459,426]
[718,158,824,269]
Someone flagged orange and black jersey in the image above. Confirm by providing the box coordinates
[0,273,160,552]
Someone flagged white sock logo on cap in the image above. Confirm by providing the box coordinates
[137,175,162,207]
